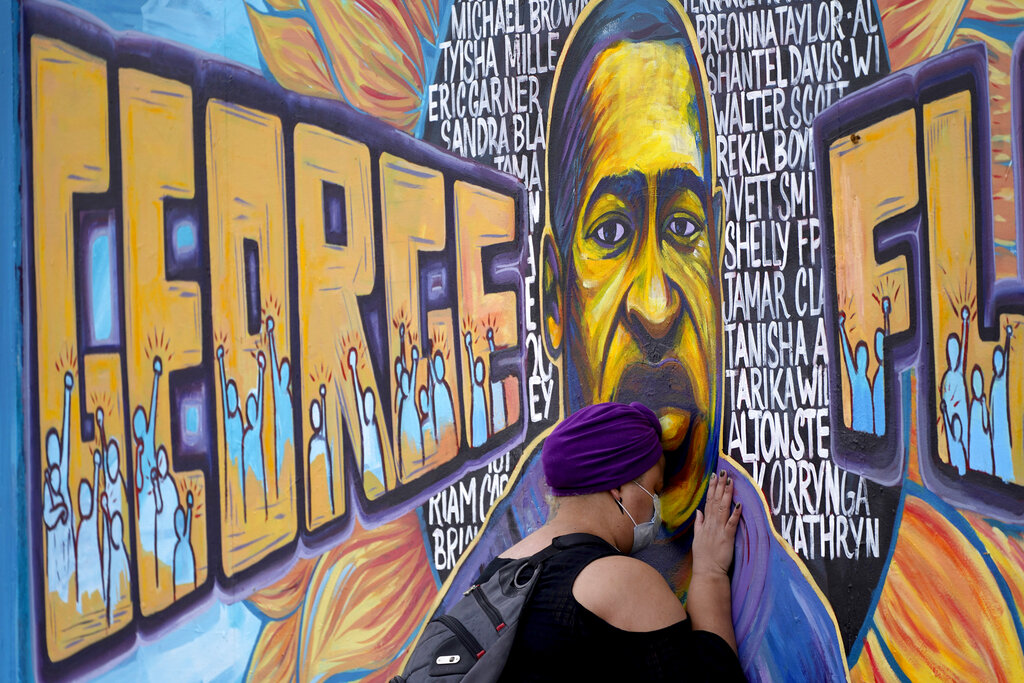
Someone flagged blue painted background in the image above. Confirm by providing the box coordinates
[1,0,26,676]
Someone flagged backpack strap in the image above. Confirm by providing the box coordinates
[511,533,617,585]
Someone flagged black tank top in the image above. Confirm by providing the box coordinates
[476,534,746,682]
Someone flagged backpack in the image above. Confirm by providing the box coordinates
[391,534,598,682]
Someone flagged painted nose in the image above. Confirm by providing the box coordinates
[625,241,681,343]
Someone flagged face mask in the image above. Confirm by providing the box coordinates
[616,480,661,554]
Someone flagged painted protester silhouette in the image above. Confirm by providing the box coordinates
[234,350,269,520]
[102,509,130,620]
[216,344,245,520]
[134,357,161,516]
[44,371,76,602]
[135,356,180,583]
[838,312,874,432]
[266,316,293,500]
[968,367,994,474]
[307,383,335,517]
[75,453,103,608]
[486,327,506,433]
[418,385,436,456]
[429,350,458,453]
[991,325,1013,480]
[173,491,196,599]
[395,323,424,472]
[96,407,128,617]
[872,296,891,435]
[941,307,971,472]
[349,348,386,494]
[464,331,489,448]
[941,400,968,474]
[432,1,847,679]
[138,443,179,586]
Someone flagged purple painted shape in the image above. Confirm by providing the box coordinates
[79,209,120,349]
[816,43,1024,521]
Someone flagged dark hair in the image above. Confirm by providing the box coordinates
[546,0,711,256]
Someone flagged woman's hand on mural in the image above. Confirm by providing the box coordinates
[693,470,741,577]
[687,468,741,654]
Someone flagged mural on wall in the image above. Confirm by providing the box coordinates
[16,0,1024,680]
[23,2,528,677]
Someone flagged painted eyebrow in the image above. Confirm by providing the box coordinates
[582,171,647,221]
[581,167,709,225]
[655,167,709,219]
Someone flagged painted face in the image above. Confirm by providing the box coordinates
[554,41,719,529]
[947,335,959,370]
[310,399,322,431]
[79,480,93,518]
[106,442,120,482]
[856,343,869,371]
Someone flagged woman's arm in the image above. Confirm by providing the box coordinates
[687,470,742,654]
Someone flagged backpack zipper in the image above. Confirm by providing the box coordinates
[436,614,486,660]
[468,585,507,632]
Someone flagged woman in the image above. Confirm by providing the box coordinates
[478,402,744,680]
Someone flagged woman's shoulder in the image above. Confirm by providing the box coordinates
[497,532,554,559]
[573,555,688,632]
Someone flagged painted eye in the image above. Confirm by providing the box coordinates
[591,218,631,249]
[666,215,700,240]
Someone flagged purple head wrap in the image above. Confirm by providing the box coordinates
[543,402,663,496]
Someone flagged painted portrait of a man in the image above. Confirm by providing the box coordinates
[435,0,849,678]
[540,0,722,531]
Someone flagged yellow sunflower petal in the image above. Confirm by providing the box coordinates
[877,0,967,70]
[297,513,437,680]
[871,496,1024,679]
[307,0,426,131]
[245,617,300,683]
[246,556,318,620]
[246,4,340,100]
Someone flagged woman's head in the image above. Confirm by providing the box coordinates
[542,402,664,496]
